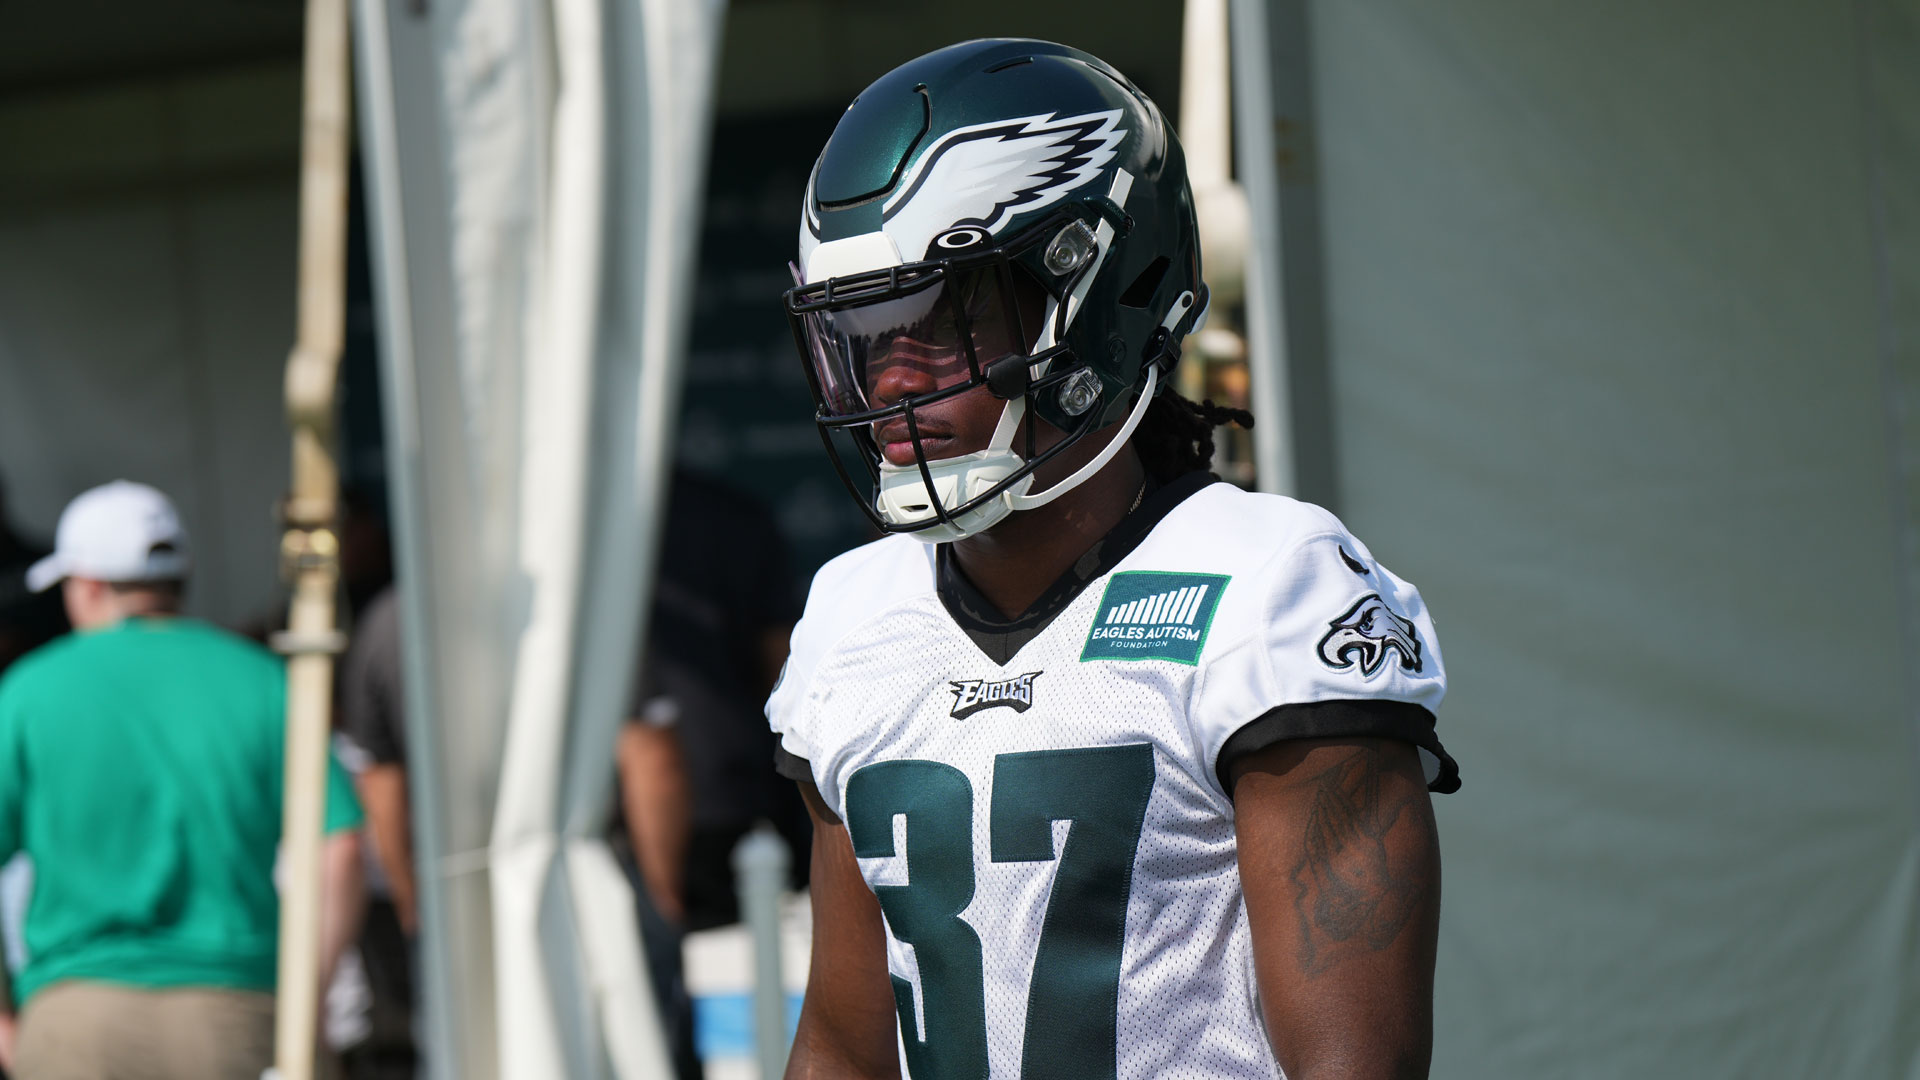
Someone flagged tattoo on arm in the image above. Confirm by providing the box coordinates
[1289,745,1435,975]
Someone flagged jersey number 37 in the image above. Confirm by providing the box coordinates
[845,743,1156,1080]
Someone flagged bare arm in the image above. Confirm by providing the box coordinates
[355,763,418,934]
[320,827,368,994]
[786,781,900,1080]
[1231,737,1441,1080]
[616,720,691,925]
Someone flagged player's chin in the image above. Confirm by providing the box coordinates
[882,438,962,467]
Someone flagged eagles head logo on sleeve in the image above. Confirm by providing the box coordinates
[1316,594,1423,678]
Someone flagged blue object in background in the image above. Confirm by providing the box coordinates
[693,992,804,1061]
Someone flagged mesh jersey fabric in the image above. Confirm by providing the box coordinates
[0,617,363,1003]
[767,482,1452,1078]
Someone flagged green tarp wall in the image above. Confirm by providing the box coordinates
[1291,3,1920,1074]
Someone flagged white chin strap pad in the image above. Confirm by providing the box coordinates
[873,390,1032,542]
[875,444,1034,543]
[873,365,1159,541]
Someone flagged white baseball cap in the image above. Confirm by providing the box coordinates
[26,481,192,593]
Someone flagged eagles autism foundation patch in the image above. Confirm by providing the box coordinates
[1081,571,1229,665]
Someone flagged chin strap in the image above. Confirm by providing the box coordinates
[988,389,1027,452]
[1007,286,1195,512]
[875,286,1194,539]
[1007,364,1158,511]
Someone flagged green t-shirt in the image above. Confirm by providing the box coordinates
[0,617,364,1003]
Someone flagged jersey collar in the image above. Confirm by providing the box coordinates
[936,469,1221,665]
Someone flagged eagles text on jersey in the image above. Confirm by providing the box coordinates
[767,475,1457,1079]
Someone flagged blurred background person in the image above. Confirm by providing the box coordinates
[614,465,808,1080]
[619,465,806,932]
[327,489,410,1079]
[336,579,419,1080]
[0,481,365,1080]
[615,681,701,1080]
[336,489,395,628]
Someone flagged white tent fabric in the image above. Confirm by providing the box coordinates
[353,0,725,1075]
[1234,1,1920,1075]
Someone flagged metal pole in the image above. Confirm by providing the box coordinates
[273,0,352,1074]
[733,825,791,1080]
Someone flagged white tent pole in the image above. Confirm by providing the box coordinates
[1229,0,1299,497]
[274,0,352,1074]
[1182,0,1250,314]
[1181,0,1232,191]
[1179,0,1254,476]
[1230,0,1341,505]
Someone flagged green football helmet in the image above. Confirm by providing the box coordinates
[784,38,1207,542]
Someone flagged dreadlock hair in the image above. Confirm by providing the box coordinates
[1131,389,1256,484]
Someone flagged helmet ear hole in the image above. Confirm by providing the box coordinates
[1118,256,1171,309]
[1006,263,1052,352]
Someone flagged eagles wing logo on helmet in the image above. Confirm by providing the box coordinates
[876,109,1126,261]
[1316,594,1423,678]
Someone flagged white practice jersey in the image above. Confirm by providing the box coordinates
[768,476,1455,1080]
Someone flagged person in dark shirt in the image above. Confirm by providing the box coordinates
[618,466,806,933]
[615,466,806,1080]
[335,585,419,1080]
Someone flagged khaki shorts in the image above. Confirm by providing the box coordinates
[15,980,275,1080]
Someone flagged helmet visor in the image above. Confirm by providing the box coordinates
[795,266,1043,418]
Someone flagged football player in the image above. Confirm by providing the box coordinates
[769,39,1460,1079]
